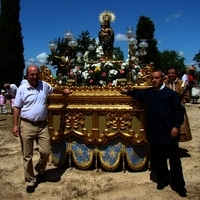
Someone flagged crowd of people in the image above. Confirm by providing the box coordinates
[1,64,198,197]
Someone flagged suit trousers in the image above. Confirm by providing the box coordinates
[150,142,185,189]
[20,120,50,183]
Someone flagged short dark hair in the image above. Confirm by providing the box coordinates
[167,67,178,74]
[152,69,164,77]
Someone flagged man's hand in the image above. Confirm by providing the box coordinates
[12,125,20,137]
[63,88,73,95]
[171,127,179,138]
[120,88,128,94]
[53,87,73,95]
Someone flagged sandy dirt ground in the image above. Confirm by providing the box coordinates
[0,101,200,200]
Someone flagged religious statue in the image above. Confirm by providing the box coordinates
[98,10,116,60]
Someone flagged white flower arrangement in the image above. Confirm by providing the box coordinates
[69,60,132,86]
[53,58,141,86]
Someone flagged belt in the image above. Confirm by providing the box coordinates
[20,118,46,126]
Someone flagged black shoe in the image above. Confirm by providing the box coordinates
[157,182,168,190]
[37,173,47,183]
[26,182,37,193]
[176,187,187,197]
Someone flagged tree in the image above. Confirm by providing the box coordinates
[136,16,159,67]
[47,30,98,75]
[113,47,124,61]
[47,30,125,75]
[76,30,98,62]
[157,50,186,75]
[193,50,200,66]
[0,0,25,87]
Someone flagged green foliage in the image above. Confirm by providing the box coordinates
[47,31,98,75]
[47,30,125,76]
[0,0,25,88]
[136,16,159,67]
[193,50,200,64]
[113,47,124,61]
[157,50,186,74]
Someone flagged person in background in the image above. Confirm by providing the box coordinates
[0,89,7,114]
[164,67,192,142]
[12,65,73,193]
[120,69,187,197]
[190,74,199,104]
[181,70,189,84]
[4,83,18,114]
[188,65,195,90]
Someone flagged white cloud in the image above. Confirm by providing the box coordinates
[165,11,182,22]
[165,18,170,22]
[36,52,48,64]
[115,33,127,41]
[174,13,181,18]
[179,51,184,57]
[26,58,36,65]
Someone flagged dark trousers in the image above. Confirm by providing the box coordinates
[150,143,185,189]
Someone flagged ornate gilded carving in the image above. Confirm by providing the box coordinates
[44,65,150,171]
[106,111,133,130]
[137,62,154,86]
[65,111,85,129]
[40,65,56,85]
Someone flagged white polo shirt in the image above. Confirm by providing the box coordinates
[14,80,53,121]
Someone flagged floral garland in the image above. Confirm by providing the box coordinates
[51,52,142,86]
[69,60,132,86]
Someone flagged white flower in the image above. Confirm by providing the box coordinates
[104,62,113,67]
[72,66,82,77]
[84,63,91,70]
[109,69,118,77]
[112,80,118,86]
[99,80,107,86]
[96,46,104,57]
[121,63,127,69]
[82,71,90,80]
[92,63,101,68]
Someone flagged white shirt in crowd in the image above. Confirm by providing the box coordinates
[182,74,188,83]
[6,84,18,97]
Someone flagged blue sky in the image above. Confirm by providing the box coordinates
[20,0,200,74]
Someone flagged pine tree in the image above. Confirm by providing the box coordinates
[136,16,159,67]
[0,0,25,88]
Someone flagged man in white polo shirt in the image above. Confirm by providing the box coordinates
[12,65,73,193]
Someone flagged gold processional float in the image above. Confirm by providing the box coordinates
[41,10,153,171]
